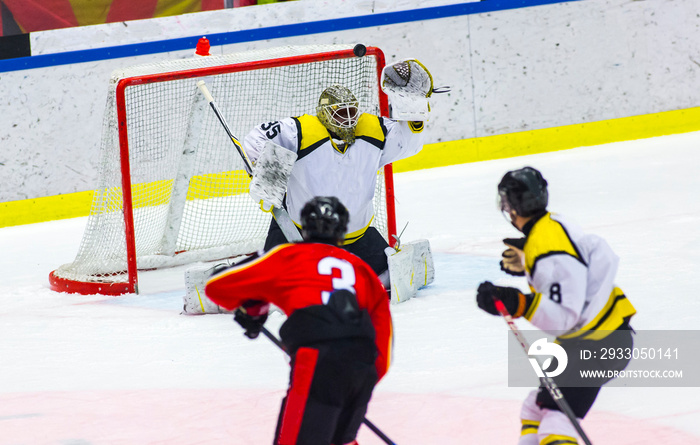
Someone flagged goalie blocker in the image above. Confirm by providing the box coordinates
[182,239,434,314]
[249,140,297,212]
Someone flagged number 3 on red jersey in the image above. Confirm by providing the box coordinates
[318,257,356,304]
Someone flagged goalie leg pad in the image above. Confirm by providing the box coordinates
[410,239,435,288]
[182,263,233,315]
[386,244,415,305]
[249,140,297,211]
[385,239,435,305]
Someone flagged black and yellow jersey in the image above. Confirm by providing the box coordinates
[522,213,636,340]
[243,113,425,242]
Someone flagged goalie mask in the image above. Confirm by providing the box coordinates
[316,85,360,145]
[300,196,349,245]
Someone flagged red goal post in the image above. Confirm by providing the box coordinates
[49,44,397,295]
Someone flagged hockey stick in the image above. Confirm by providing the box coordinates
[260,326,397,445]
[196,80,303,242]
[493,299,594,445]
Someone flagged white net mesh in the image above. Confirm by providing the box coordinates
[53,44,389,291]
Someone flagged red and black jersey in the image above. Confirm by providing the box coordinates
[205,242,393,380]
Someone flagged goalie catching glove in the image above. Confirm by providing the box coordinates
[234,300,270,339]
[476,281,534,318]
[381,59,435,121]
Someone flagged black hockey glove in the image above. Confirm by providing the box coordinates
[499,238,526,277]
[233,300,270,339]
[476,281,533,318]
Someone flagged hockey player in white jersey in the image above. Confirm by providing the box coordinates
[243,59,435,290]
[475,166,637,445]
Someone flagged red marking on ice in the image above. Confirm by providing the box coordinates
[0,390,697,444]
[361,393,700,444]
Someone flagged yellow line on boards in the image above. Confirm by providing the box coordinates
[3,107,700,228]
[0,170,251,228]
[392,106,700,173]
[0,191,95,228]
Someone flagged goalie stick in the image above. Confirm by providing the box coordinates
[196,80,303,243]
[493,299,594,445]
[259,326,398,445]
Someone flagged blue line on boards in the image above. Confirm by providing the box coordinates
[0,0,576,73]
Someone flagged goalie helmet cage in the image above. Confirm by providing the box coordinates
[49,44,397,296]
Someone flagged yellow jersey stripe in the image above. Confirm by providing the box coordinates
[355,114,387,149]
[557,287,637,341]
[294,115,330,158]
[341,216,374,245]
[541,434,579,445]
[290,217,371,245]
[521,419,540,436]
[526,213,586,277]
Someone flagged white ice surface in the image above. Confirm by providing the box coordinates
[1,132,699,444]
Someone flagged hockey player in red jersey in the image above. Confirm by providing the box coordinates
[205,196,392,445]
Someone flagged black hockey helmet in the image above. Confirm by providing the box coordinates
[300,196,349,245]
[497,166,548,217]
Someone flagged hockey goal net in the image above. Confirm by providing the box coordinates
[49,44,396,295]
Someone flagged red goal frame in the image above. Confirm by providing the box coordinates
[49,46,397,295]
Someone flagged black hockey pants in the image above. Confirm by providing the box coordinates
[536,320,635,418]
[273,339,378,445]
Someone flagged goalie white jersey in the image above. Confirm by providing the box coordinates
[243,113,425,242]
